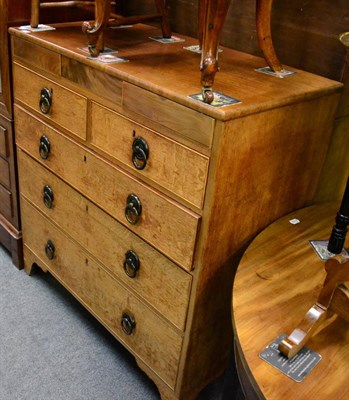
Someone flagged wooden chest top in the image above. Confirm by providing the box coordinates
[9,23,342,122]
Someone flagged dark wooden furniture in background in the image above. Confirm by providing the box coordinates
[0,0,31,268]
[30,0,96,25]
[233,202,349,400]
[123,0,349,201]
[30,0,96,28]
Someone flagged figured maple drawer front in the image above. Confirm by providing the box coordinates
[18,150,192,331]
[0,184,12,220]
[13,63,87,140]
[0,124,9,158]
[15,106,200,270]
[0,157,10,188]
[21,199,183,389]
[91,102,209,208]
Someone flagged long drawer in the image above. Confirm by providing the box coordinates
[12,63,87,141]
[18,149,192,331]
[15,105,200,270]
[21,198,183,389]
[91,102,209,209]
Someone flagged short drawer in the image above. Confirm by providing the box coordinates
[91,102,209,208]
[21,199,183,389]
[0,157,10,188]
[13,63,87,140]
[12,35,61,76]
[0,124,9,158]
[18,150,192,331]
[15,106,200,270]
[0,184,12,220]
[123,82,215,148]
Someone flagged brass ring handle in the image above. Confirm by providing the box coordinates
[39,135,51,160]
[45,239,55,260]
[121,312,136,335]
[39,88,52,114]
[125,194,142,225]
[43,185,54,209]
[132,137,149,170]
[123,250,140,278]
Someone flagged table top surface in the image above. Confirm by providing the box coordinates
[233,202,349,400]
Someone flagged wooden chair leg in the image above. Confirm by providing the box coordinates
[198,0,204,49]
[31,0,40,28]
[199,0,231,103]
[256,0,284,73]
[82,0,110,56]
[154,0,171,38]
[82,0,171,57]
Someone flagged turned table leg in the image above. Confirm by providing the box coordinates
[199,0,232,104]
[256,0,283,74]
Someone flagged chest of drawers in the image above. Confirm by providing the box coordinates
[10,23,342,399]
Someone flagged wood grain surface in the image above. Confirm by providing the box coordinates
[13,63,88,140]
[90,101,209,208]
[18,149,192,331]
[9,24,342,122]
[123,0,349,202]
[21,198,183,389]
[233,202,349,400]
[15,105,200,271]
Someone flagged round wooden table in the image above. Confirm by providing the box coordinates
[232,202,349,400]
